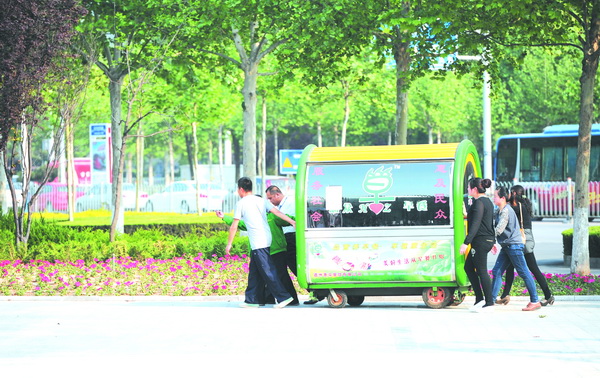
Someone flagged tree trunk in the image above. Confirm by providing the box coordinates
[65,118,75,221]
[259,92,266,190]
[208,138,214,180]
[317,121,322,147]
[393,26,410,146]
[192,119,202,215]
[242,65,258,183]
[571,17,600,274]
[341,81,350,147]
[426,112,433,144]
[109,137,127,242]
[273,121,279,175]
[109,75,123,205]
[168,131,175,185]
[184,134,194,179]
[218,125,224,184]
[107,75,125,236]
[136,123,144,211]
[232,131,241,182]
[0,155,7,214]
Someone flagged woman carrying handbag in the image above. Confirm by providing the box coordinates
[496,185,555,306]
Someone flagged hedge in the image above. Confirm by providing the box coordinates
[0,212,247,262]
[562,226,600,257]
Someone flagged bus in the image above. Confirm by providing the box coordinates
[494,124,600,219]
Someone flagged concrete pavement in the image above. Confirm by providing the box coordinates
[0,295,599,377]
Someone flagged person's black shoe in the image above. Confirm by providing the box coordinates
[303,299,319,305]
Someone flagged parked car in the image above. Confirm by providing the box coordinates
[144,180,226,213]
[75,183,148,212]
[31,182,84,212]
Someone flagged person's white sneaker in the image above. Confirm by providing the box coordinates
[274,297,294,309]
[469,300,485,312]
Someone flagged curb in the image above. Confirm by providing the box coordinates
[1,295,599,302]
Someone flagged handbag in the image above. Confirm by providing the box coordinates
[518,203,527,244]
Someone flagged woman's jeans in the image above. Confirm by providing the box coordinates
[491,244,539,303]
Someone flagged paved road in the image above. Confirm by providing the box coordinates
[0,296,599,377]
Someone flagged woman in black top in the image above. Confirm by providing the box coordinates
[460,178,496,311]
[496,185,555,306]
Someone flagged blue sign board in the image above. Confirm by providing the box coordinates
[90,123,108,136]
[279,149,303,175]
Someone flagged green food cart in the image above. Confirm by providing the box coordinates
[295,140,480,308]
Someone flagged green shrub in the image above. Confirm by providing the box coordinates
[0,229,17,260]
[0,211,249,262]
[562,226,600,257]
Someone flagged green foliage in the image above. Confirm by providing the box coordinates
[173,230,249,259]
[0,212,247,262]
[562,226,600,258]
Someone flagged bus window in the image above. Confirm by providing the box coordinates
[495,130,600,183]
[591,145,600,181]
[542,147,563,181]
[519,145,541,181]
[495,138,517,181]
[565,146,577,180]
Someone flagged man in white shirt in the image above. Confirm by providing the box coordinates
[226,177,296,309]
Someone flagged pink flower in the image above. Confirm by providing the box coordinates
[574,288,583,293]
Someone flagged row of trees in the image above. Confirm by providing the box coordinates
[1,0,598,274]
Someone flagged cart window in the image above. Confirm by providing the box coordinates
[306,161,452,228]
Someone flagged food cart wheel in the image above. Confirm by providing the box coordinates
[422,287,452,309]
[449,291,466,306]
[327,290,348,308]
[347,295,365,307]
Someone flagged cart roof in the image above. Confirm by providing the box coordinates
[306,143,461,162]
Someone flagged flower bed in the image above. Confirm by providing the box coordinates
[1,256,598,297]
[0,254,303,296]
[500,271,600,296]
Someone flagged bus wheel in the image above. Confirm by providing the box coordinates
[422,287,452,309]
[347,295,365,307]
[449,291,466,306]
[327,290,348,308]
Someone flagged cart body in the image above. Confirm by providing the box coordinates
[295,141,481,308]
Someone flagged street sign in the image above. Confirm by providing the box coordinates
[279,149,303,175]
[89,123,112,184]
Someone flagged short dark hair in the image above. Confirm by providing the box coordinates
[266,185,282,195]
[496,186,509,200]
[238,177,252,192]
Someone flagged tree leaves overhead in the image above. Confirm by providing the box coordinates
[0,0,85,153]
